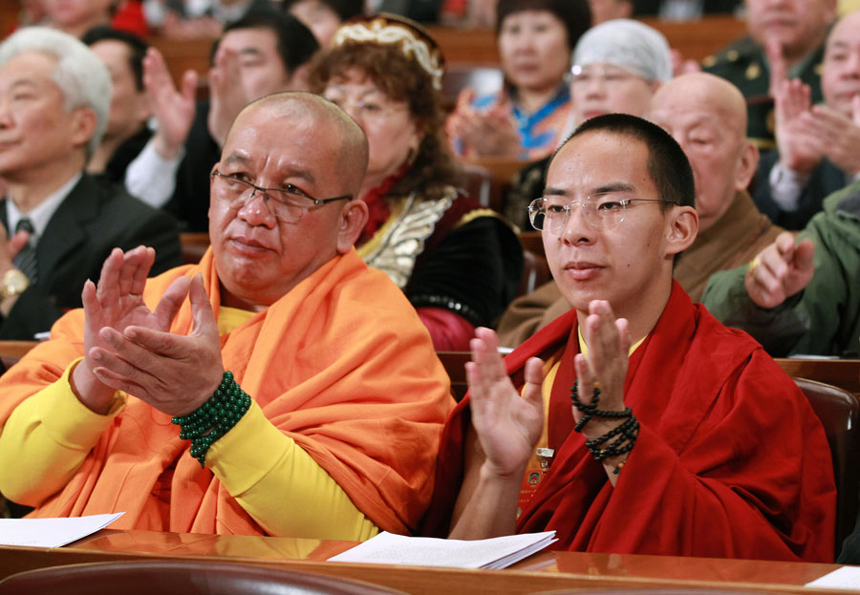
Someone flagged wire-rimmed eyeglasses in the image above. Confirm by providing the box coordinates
[527,196,678,234]
[211,171,351,223]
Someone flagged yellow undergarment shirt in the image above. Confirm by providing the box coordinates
[0,306,378,540]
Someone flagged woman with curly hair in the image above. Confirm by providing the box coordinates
[310,14,523,350]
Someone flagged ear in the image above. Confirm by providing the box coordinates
[733,140,759,192]
[664,205,698,258]
[335,198,369,254]
[71,107,98,150]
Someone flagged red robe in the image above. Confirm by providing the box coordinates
[424,282,836,562]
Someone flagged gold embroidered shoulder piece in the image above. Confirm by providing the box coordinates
[359,187,457,288]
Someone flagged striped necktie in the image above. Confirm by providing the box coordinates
[12,218,38,284]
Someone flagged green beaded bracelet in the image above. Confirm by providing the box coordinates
[171,371,251,468]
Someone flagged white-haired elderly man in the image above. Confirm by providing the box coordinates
[0,27,182,342]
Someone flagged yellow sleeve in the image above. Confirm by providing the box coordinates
[0,359,126,506]
[207,400,379,541]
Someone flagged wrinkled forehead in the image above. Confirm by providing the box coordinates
[826,14,860,52]
[223,104,344,180]
[0,51,59,90]
[649,89,737,131]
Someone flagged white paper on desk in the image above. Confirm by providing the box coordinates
[328,531,557,569]
[0,512,124,548]
[805,566,860,590]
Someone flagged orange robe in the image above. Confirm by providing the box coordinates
[0,248,454,535]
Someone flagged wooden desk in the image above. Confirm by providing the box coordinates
[427,17,746,66]
[776,359,860,397]
[0,529,849,594]
[146,16,748,88]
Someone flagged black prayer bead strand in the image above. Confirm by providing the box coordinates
[570,379,640,474]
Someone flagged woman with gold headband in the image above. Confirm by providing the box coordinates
[310,14,523,350]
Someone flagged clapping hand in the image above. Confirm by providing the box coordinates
[208,45,249,148]
[447,89,522,158]
[466,327,545,478]
[809,96,860,177]
[0,224,31,274]
[572,301,631,441]
[143,47,197,160]
[773,78,826,174]
[73,247,224,417]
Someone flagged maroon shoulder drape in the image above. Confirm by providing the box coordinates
[423,281,836,562]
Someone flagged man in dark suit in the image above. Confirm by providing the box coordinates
[703,0,836,149]
[0,27,182,342]
[752,10,860,231]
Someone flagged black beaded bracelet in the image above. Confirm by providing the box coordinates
[171,371,251,468]
[571,380,640,474]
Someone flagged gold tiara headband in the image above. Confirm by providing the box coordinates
[333,17,445,91]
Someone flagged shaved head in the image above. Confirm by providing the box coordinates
[228,92,370,200]
[652,72,748,141]
[211,91,371,309]
[647,73,758,232]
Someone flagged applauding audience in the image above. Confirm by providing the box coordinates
[447,0,591,159]
[703,0,836,147]
[0,28,181,341]
[753,10,860,230]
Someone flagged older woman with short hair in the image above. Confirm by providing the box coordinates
[310,14,523,350]
[447,0,592,160]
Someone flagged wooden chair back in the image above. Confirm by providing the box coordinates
[793,377,860,556]
[180,232,211,265]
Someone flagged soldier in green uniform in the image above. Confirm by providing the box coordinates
[703,0,837,149]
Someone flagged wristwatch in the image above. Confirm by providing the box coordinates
[0,268,30,300]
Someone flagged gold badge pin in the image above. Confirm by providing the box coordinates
[746,63,760,80]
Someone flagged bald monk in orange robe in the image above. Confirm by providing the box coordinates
[0,93,454,538]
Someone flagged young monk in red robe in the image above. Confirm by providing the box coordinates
[0,94,454,538]
[423,113,836,562]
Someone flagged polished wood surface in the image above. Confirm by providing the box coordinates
[777,359,860,396]
[0,529,849,594]
[149,36,216,86]
[0,340,39,371]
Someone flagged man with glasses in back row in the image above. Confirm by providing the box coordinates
[0,92,454,538]
[423,113,836,562]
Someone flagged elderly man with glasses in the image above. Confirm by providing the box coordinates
[0,92,454,540]
[423,113,836,562]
